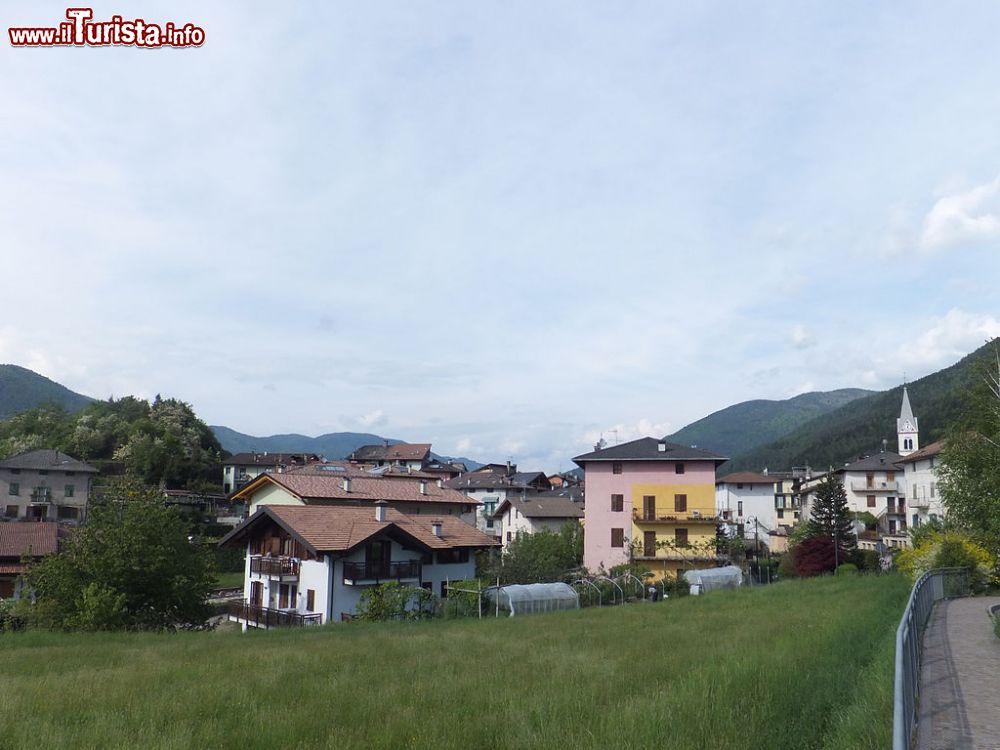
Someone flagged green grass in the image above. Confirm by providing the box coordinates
[210,571,245,590]
[0,575,910,750]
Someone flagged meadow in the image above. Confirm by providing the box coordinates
[0,574,910,750]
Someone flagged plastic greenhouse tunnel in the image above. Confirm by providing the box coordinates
[485,582,580,616]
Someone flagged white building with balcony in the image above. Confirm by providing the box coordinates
[899,441,945,530]
[219,503,497,628]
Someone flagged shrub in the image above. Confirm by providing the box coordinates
[777,553,798,579]
[793,536,837,577]
[896,530,995,591]
[356,582,437,622]
[836,563,859,576]
[853,549,881,573]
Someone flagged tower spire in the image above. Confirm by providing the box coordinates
[897,386,919,456]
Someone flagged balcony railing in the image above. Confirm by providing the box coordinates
[850,481,901,493]
[250,556,299,577]
[632,510,719,524]
[227,600,321,628]
[30,487,52,504]
[342,560,421,584]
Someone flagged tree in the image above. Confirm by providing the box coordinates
[939,340,1000,553]
[21,480,216,631]
[805,473,856,566]
[484,523,583,584]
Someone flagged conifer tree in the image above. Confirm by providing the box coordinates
[806,472,856,565]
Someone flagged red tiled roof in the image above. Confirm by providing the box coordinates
[898,441,945,464]
[349,443,432,462]
[716,471,775,486]
[0,522,61,559]
[221,505,497,553]
[234,472,480,506]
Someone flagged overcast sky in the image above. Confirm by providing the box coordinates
[3,2,1000,470]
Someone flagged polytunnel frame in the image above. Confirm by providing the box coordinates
[594,575,624,606]
[615,572,647,600]
[573,577,603,607]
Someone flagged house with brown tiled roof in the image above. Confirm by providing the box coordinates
[493,490,583,550]
[222,452,322,495]
[347,442,432,472]
[230,464,480,525]
[0,522,66,599]
[445,465,552,539]
[219,503,497,627]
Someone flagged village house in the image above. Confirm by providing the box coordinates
[230,462,480,524]
[715,469,804,550]
[0,450,97,524]
[445,463,551,538]
[222,452,321,495]
[574,438,727,579]
[899,441,945,530]
[347,442,432,472]
[0,522,67,599]
[493,488,583,549]
[219,503,497,627]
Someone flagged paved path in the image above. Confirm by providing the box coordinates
[917,595,1000,750]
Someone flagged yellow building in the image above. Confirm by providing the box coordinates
[630,481,720,580]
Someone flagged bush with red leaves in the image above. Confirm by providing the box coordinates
[793,536,837,577]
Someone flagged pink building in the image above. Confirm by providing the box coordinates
[574,438,727,576]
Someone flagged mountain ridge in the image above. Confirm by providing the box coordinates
[0,364,93,420]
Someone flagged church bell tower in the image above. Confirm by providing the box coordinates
[897,386,919,456]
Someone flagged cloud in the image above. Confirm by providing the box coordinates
[356,409,387,429]
[899,309,1000,371]
[920,176,1000,250]
[790,324,815,350]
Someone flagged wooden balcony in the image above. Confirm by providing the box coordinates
[227,601,321,628]
[249,556,299,578]
[342,560,421,585]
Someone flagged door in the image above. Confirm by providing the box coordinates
[643,531,656,557]
[250,581,263,609]
[643,495,656,521]
[366,540,390,577]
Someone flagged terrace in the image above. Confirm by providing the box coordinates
[226,601,321,628]
[632,509,719,524]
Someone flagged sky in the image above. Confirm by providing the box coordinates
[3,2,1000,471]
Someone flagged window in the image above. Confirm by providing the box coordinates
[9,469,19,475]
[867,495,876,508]
[612,462,623,475]
[777,509,784,519]
[440,581,448,598]
[307,589,315,611]
[486,518,494,529]
[39,470,48,476]
[278,584,290,609]
[736,483,744,490]
[64,484,74,498]
[436,549,470,564]
[674,494,687,513]
[4,505,17,518]
[643,495,655,520]
[57,506,79,521]
[866,472,874,488]
[611,494,624,512]
[611,528,624,548]
[886,471,895,482]
[506,532,512,542]
[674,528,689,546]
[643,531,656,557]
[675,463,685,474]
[8,483,18,496]
[737,500,743,516]
[775,495,785,510]
[930,483,936,498]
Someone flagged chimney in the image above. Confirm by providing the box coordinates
[431,520,442,537]
[506,460,512,476]
[343,478,351,493]
[375,501,387,522]
[419,480,428,495]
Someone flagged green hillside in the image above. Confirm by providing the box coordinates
[726,342,991,472]
[666,388,872,457]
[0,364,92,419]
[0,575,907,750]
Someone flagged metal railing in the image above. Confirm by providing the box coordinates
[893,567,970,750]
[249,556,300,577]
[342,560,421,583]
[227,601,322,628]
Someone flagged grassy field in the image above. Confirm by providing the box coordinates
[0,574,909,750]
[211,571,245,590]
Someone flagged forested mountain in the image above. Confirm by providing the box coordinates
[0,364,92,419]
[666,389,873,458]
[725,342,992,472]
